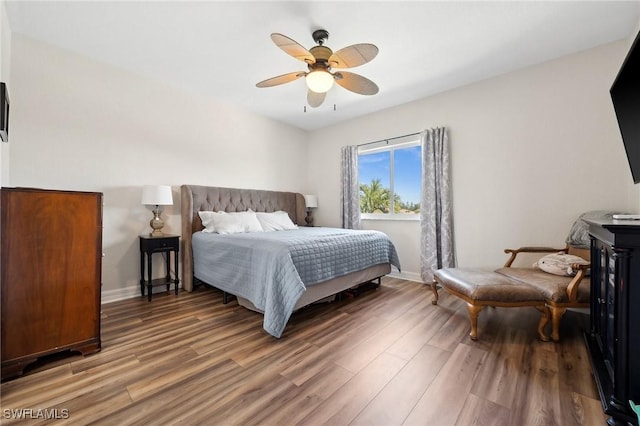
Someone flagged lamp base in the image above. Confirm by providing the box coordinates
[305,210,314,227]
[149,207,165,236]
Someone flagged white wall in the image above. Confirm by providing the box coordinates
[8,34,309,300]
[0,0,10,185]
[7,31,640,299]
[631,19,640,210]
[308,40,638,280]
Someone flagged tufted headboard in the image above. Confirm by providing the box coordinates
[180,185,307,291]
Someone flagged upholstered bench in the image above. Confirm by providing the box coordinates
[494,266,590,341]
[432,268,550,341]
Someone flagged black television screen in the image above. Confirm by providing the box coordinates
[610,29,640,184]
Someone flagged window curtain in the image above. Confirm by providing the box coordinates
[341,145,361,229]
[420,127,455,282]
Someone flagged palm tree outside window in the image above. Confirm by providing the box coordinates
[358,137,421,218]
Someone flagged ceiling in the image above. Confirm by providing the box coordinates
[5,1,640,131]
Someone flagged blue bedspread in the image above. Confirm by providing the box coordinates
[192,227,400,337]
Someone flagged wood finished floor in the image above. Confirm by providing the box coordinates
[0,277,606,425]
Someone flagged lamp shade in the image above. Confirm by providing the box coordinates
[141,185,173,206]
[304,194,318,209]
[306,70,334,93]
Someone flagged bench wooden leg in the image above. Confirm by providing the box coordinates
[466,303,484,340]
[535,306,551,342]
[431,280,439,305]
[549,306,566,342]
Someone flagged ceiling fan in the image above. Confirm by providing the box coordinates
[256,29,379,108]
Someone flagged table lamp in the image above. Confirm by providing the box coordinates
[141,185,173,236]
[303,194,318,227]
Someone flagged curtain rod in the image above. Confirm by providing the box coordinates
[357,131,422,148]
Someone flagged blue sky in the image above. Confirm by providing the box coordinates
[359,146,421,204]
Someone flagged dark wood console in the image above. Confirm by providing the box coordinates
[584,219,640,425]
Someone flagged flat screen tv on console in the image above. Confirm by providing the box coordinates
[610,29,640,184]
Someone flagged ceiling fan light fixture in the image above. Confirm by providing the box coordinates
[306,69,334,93]
[257,29,379,107]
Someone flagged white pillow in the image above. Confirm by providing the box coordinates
[198,210,263,234]
[255,210,298,231]
[198,211,219,233]
[534,252,589,276]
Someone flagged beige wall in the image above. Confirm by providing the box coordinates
[8,34,309,299]
[631,19,640,210]
[0,0,10,185]
[308,40,639,279]
[6,31,640,298]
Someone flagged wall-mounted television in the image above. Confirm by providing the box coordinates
[610,29,640,184]
[0,82,8,143]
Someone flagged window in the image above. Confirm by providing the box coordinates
[358,136,421,219]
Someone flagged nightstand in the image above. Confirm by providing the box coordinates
[139,234,180,301]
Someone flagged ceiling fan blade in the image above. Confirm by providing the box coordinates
[329,44,378,68]
[307,90,326,108]
[271,33,315,64]
[256,71,305,88]
[334,71,379,95]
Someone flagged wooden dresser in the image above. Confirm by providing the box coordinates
[584,219,640,425]
[1,187,103,380]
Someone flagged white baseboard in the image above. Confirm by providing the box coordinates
[101,285,141,304]
[101,284,180,304]
[387,270,424,283]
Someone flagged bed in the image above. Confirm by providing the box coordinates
[181,185,401,337]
